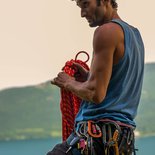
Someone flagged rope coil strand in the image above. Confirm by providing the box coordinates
[61,51,90,141]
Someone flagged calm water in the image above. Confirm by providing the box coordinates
[0,136,154,155]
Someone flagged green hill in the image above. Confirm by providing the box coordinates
[0,63,155,140]
[135,63,155,136]
[0,82,61,140]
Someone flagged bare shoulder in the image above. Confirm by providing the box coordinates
[94,22,123,38]
[93,22,124,52]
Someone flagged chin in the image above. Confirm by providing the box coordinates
[88,20,100,27]
[89,23,98,27]
[90,20,105,27]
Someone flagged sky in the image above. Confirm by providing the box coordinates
[0,0,155,90]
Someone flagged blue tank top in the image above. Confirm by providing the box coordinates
[75,19,145,127]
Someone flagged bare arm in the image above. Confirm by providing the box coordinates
[52,23,122,103]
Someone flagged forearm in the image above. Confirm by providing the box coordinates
[52,68,107,104]
[65,79,95,102]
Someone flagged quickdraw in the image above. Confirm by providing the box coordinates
[60,51,90,141]
[66,119,136,155]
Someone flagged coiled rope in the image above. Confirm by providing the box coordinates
[60,51,90,141]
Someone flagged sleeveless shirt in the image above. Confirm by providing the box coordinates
[75,19,145,127]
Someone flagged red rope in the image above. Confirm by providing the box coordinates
[60,51,90,141]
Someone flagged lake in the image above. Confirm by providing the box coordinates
[0,136,154,155]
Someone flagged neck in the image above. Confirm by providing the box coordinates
[111,10,121,20]
[99,9,121,25]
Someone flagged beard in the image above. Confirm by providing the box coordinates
[89,19,101,27]
[88,7,104,27]
[89,19,99,27]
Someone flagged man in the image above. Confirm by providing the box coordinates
[48,0,144,154]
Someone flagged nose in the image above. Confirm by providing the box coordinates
[81,9,86,18]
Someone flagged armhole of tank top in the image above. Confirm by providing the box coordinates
[111,20,127,68]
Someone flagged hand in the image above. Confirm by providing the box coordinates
[73,62,89,82]
[51,72,75,89]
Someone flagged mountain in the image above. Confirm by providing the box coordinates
[0,82,61,140]
[135,63,155,136]
[0,63,155,140]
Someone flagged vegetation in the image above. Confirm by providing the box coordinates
[0,63,155,140]
[135,63,155,136]
[0,82,61,140]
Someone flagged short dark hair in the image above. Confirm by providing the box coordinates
[72,0,118,9]
[110,0,118,9]
[97,0,118,8]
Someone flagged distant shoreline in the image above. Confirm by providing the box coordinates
[1,132,155,142]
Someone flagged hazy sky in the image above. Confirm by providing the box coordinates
[0,0,154,90]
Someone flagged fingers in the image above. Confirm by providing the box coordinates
[57,72,65,78]
[51,77,64,88]
[50,72,69,88]
[73,62,83,69]
[51,78,56,85]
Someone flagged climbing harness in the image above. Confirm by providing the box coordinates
[66,119,137,155]
[60,51,90,141]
